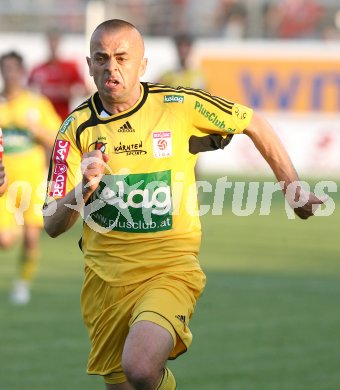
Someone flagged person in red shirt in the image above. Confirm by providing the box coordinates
[28,29,88,120]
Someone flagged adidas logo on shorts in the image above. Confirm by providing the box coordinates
[175,314,186,324]
[118,121,135,133]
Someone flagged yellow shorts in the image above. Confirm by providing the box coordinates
[0,150,46,230]
[80,266,206,384]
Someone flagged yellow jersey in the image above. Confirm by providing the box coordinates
[158,68,207,90]
[0,89,61,228]
[0,90,61,157]
[46,82,253,286]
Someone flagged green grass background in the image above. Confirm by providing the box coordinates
[0,177,339,389]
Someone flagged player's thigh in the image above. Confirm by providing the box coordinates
[129,269,206,359]
[80,267,133,380]
[122,320,174,374]
[0,193,19,248]
[22,168,45,229]
[2,163,45,230]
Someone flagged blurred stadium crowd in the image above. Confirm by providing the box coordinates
[1,0,340,40]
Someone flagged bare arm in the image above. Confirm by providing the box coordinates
[44,151,109,237]
[244,112,326,219]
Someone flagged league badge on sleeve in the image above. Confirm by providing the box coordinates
[152,131,172,158]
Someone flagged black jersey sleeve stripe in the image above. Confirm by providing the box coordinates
[148,83,234,108]
[69,98,90,114]
[148,82,234,108]
[176,85,235,109]
[75,105,97,151]
[147,84,234,115]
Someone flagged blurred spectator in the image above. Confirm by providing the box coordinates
[319,13,340,41]
[1,0,340,40]
[158,34,207,90]
[263,0,324,39]
[262,2,282,39]
[0,51,61,304]
[320,24,340,41]
[215,0,248,39]
[28,28,88,120]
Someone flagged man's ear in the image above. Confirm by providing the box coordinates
[139,58,148,78]
[86,57,93,76]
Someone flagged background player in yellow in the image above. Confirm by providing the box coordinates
[0,129,6,196]
[0,160,6,196]
[158,33,207,90]
[0,51,61,304]
[43,20,327,390]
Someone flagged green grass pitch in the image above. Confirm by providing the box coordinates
[0,177,339,389]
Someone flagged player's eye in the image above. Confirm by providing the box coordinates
[94,55,106,65]
[117,56,127,63]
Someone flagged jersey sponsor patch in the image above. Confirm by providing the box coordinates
[164,95,184,103]
[113,140,147,156]
[89,170,173,233]
[88,137,107,153]
[194,101,229,131]
[152,131,172,158]
[1,127,35,154]
[49,140,70,197]
[59,116,75,134]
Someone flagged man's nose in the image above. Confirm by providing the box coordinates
[105,57,118,72]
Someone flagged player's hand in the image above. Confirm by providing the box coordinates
[290,189,328,219]
[81,151,109,196]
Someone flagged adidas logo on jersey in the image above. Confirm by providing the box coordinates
[175,314,186,324]
[118,121,135,133]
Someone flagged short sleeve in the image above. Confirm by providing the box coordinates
[188,92,253,135]
[45,116,82,201]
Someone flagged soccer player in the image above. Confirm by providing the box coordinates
[43,19,326,389]
[28,28,88,120]
[0,51,61,304]
[158,33,207,90]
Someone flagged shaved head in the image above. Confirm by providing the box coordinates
[90,19,145,56]
[87,19,148,113]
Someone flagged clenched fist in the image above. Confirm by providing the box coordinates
[81,150,109,196]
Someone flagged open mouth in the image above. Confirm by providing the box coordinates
[105,78,120,88]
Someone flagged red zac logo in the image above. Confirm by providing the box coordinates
[54,140,70,163]
[54,164,67,174]
[88,140,107,153]
[157,139,167,150]
[50,140,70,197]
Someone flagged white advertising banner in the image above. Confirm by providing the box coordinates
[198,113,340,179]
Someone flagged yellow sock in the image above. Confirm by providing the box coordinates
[156,367,176,390]
[19,249,39,281]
